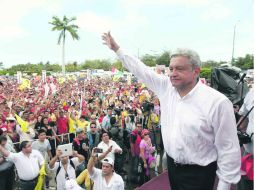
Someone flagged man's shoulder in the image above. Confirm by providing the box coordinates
[31,149,41,156]
[198,82,228,101]
[112,172,124,182]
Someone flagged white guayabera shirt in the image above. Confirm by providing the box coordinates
[116,49,241,190]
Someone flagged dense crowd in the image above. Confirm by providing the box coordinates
[0,75,163,190]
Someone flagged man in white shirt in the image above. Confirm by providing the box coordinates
[237,88,254,190]
[87,148,124,190]
[0,140,44,190]
[97,132,122,161]
[49,148,84,190]
[102,32,241,190]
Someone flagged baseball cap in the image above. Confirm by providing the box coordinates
[101,157,114,166]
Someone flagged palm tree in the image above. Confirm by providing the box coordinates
[49,15,80,75]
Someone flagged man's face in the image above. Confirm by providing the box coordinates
[169,56,200,91]
[102,163,113,176]
[137,124,143,132]
[0,140,7,147]
[77,132,85,139]
[90,124,97,133]
[107,109,112,116]
[102,133,109,143]
[29,113,34,120]
[38,132,46,141]
[23,143,32,154]
[60,156,69,165]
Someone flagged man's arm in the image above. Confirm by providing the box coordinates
[73,151,84,163]
[49,149,61,169]
[102,32,168,98]
[237,116,248,131]
[212,99,241,190]
[87,146,112,176]
[0,145,10,157]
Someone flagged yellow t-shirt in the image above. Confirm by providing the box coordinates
[76,169,93,190]
[68,117,76,133]
[76,120,89,132]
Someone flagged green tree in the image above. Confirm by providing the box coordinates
[201,60,221,68]
[49,15,80,75]
[200,67,212,81]
[234,54,254,70]
[155,51,170,66]
[141,54,156,67]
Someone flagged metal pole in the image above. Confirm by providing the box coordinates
[231,21,240,66]
[231,24,237,66]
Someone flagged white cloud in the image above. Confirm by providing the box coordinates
[120,0,208,7]
[76,12,115,34]
[201,3,232,21]
[76,11,148,34]
[0,25,27,39]
[0,0,62,39]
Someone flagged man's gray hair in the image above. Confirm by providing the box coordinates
[170,48,201,68]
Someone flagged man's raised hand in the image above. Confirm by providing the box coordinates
[102,31,120,52]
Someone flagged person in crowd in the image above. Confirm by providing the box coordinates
[56,110,69,135]
[41,117,58,156]
[97,132,122,162]
[89,114,101,132]
[87,121,101,151]
[76,169,94,190]
[14,111,36,142]
[73,128,89,176]
[49,148,84,190]
[87,147,124,190]
[237,88,254,190]
[139,129,156,184]
[0,140,44,190]
[129,122,143,183]
[0,136,15,190]
[102,31,241,190]
[5,115,19,144]
[76,115,89,132]
[34,115,43,138]
[32,129,52,159]
[101,107,113,132]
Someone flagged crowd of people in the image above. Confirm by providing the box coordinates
[0,32,253,190]
[0,72,162,190]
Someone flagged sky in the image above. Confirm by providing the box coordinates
[0,0,254,68]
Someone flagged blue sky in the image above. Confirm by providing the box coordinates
[0,0,253,68]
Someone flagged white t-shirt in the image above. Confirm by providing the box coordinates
[50,157,81,190]
[8,149,44,180]
[89,168,124,190]
[32,139,51,158]
[97,140,122,161]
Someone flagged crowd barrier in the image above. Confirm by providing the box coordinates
[12,132,77,151]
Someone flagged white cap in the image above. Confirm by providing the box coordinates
[101,157,114,166]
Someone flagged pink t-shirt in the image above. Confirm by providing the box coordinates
[139,139,155,160]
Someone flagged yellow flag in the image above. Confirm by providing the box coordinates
[141,83,146,89]
[35,162,47,190]
[58,77,66,84]
[15,114,29,133]
[18,78,31,90]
